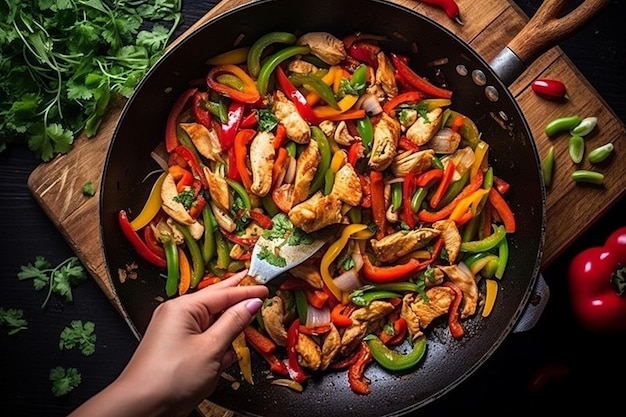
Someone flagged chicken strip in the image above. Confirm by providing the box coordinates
[249,130,275,197]
[370,228,440,263]
[320,324,341,370]
[376,51,398,98]
[331,162,362,206]
[296,332,322,371]
[401,286,455,338]
[161,173,194,225]
[291,138,320,206]
[439,265,479,318]
[290,263,324,289]
[297,32,346,65]
[406,107,443,146]
[288,191,343,233]
[273,90,311,144]
[432,219,462,264]
[261,296,288,346]
[180,122,222,161]
[369,112,401,171]
[203,166,230,210]
[390,149,435,177]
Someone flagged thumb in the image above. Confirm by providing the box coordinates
[207,297,264,349]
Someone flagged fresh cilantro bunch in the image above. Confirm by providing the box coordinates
[0,0,182,161]
[0,307,28,335]
[49,366,82,397]
[60,320,96,355]
[17,256,87,308]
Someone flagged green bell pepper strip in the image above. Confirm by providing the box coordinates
[161,236,179,298]
[391,182,402,211]
[350,290,402,307]
[289,73,340,110]
[175,222,205,288]
[365,334,427,371]
[366,282,424,294]
[495,236,509,279]
[350,64,368,95]
[295,289,308,324]
[431,155,444,170]
[438,171,469,208]
[323,169,335,196]
[256,45,310,96]
[461,224,507,253]
[226,178,252,211]
[462,215,480,243]
[309,127,331,195]
[214,229,231,270]
[247,32,297,78]
[202,205,216,266]
[411,187,428,213]
[262,194,280,217]
[356,116,373,149]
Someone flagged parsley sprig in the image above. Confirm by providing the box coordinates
[60,320,96,356]
[49,366,82,397]
[0,307,28,335]
[0,0,182,161]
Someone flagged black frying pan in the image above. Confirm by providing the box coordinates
[99,1,605,415]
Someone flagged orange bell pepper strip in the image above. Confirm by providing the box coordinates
[418,169,484,223]
[331,304,353,327]
[305,288,330,309]
[415,168,444,187]
[243,326,277,355]
[313,94,360,120]
[177,247,191,296]
[369,170,387,239]
[165,88,197,152]
[273,123,287,149]
[234,129,256,191]
[430,160,455,209]
[488,187,516,233]
[271,147,288,187]
[449,188,489,223]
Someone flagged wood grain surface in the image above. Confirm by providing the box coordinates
[26,1,626,416]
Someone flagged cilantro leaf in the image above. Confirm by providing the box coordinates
[17,256,51,291]
[60,320,96,356]
[49,366,81,397]
[0,307,28,335]
[258,246,287,268]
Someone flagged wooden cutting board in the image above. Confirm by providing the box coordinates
[27,0,626,416]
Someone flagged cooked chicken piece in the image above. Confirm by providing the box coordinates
[261,296,288,346]
[350,300,395,323]
[165,218,185,244]
[432,219,462,263]
[401,286,455,338]
[318,120,336,138]
[390,149,435,177]
[375,52,398,98]
[273,90,311,144]
[341,301,395,355]
[320,324,341,370]
[340,321,368,356]
[334,121,357,146]
[386,203,399,223]
[365,83,386,103]
[161,173,194,225]
[369,112,401,171]
[330,163,362,206]
[398,109,418,130]
[296,32,346,65]
[289,191,343,233]
[209,201,236,232]
[406,108,444,146]
[288,59,319,75]
[439,265,479,318]
[296,332,322,371]
[179,122,222,161]
[427,127,461,154]
[186,219,205,241]
[425,267,445,287]
[250,130,275,197]
[291,138,320,206]
[203,166,230,210]
[290,264,324,289]
[370,228,440,263]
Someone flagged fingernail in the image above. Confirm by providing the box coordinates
[246,298,263,315]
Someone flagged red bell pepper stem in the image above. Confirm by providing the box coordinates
[331,304,353,327]
[174,145,209,189]
[192,90,212,129]
[243,326,277,354]
[275,66,320,125]
[418,169,483,223]
[286,319,308,383]
[430,160,455,208]
[234,128,256,191]
[488,187,516,233]
[347,341,373,395]
[118,210,167,268]
[166,88,197,152]
[362,255,425,283]
[369,170,387,240]
[444,282,465,339]
[220,101,245,151]
[390,53,453,99]
[383,91,423,117]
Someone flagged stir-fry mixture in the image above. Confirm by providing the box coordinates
[118,31,516,395]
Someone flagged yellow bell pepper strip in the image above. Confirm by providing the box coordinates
[482,279,498,317]
[206,64,260,104]
[234,128,256,191]
[206,47,250,65]
[430,160,456,209]
[247,32,297,78]
[365,334,426,371]
[257,45,310,96]
[463,252,499,275]
[165,88,197,152]
[312,94,359,120]
[130,172,166,231]
[308,126,331,195]
[177,247,191,295]
[275,65,320,125]
[118,210,167,268]
[321,224,368,300]
[488,187,516,233]
[390,53,453,99]
[471,140,489,179]
[232,332,253,384]
[461,224,507,253]
[175,222,205,288]
[449,188,489,223]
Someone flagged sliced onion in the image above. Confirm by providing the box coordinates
[356,93,383,116]
[271,378,304,392]
[351,244,364,272]
[305,304,331,328]
[150,150,169,172]
[385,177,405,185]
[333,269,362,293]
[283,155,297,184]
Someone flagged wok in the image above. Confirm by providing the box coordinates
[100,0,605,415]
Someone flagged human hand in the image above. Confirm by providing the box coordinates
[69,269,268,417]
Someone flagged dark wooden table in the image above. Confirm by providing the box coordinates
[1,1,625,415]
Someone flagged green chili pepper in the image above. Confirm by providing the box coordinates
[568,135,585,163]
[483,166,494,189]
[356,116,373,149]
[571,170,604,185]
[175,222,205,288]
[495,236,509,279]
[215,230,231,270]
[309,126,331,194]
[323,169,335,196]
[587,143,614,163]
[367,281,425,294]
[365,335,427,371]
[391,182,402,211]
[545,115,581,137]
[294,289,308,324]
[247,31,297,78]
[162,236,179,298]
[461,224,507,253]
[227,260,246,273]
[570,116,597,137]
[541,145,555,188]
[257,45,310,96]
[289,73,339,109]
[350,64,368,95]
[411,187,428,213]
[482,256,500,278]
[350,290,402,307]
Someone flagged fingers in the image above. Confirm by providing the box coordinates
[206,297,264,352]
[206,269,249,289]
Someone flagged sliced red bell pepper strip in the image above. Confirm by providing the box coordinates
[119,210,167,268]
[379,317,408,346]
[418,169,483,223]
[383,91,423,117]
[398,136,420,152]
[143,223,166,259]
[347,42,380,68]
[305,288,329,309]
[275,65,320,125]
[390,53,453,99]
[493,175,510,194]
[206,64,260,104]
[220,101,246,151]
[174,145,209,189]
[444,281,465,339]
[187,194,206,219]
[347,341,373,395]
[369,170,387,240]
[488,187,516,233]
[166,88,197,152]
[286,319,308,383]
[331,304,353,327]
[430,160,455,209]
[192,90,212,129]
[362,255,426,283]
[169,165,194,193]
[271,147,289,188]
[347,141,365,169]
[243,326,277,354]
[234,128,256,191]
[248,208,273,229]
[273,123,287,149]
[415,168,444,187]
[299,324,331,335]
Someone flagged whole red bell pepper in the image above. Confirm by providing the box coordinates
[568,227,626,333]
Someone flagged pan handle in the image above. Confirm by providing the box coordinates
[491,0,609,85]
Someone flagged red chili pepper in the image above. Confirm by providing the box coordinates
[222,229,258,247]
[418,169,483,222]
[347,341,373,395]
[444,281,465,338]
[275,66,320,125]
[248,208,273,229]
[568,227,626,333]
[383,91,423,117]
[362,255,426,283]
[331,304,353,327]
[286,319,308,383]
[420,0,463,24]
[531,78,568,101]
[165,88,197,152]
[234,128,256,191]
[430,160,455,208]
[346,42,380,68]
[220,101,245,151]
[118,210,166,268]
[390,53,453,99]
[488,187,516,233]
[206,64,260,104]
[369,170,387,240]
[192,90,212,129]
[174,145,209,189]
